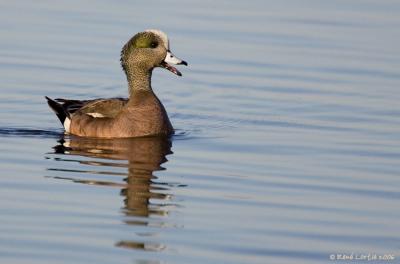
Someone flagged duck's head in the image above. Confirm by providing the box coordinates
[121,29,187,77]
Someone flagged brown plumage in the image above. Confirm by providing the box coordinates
[46,29,187,138]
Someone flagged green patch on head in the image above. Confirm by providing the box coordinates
[131,32,157,48]
[120,32,160,73]
[133,35,150,48]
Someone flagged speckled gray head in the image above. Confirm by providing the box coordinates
[120,29,187,76]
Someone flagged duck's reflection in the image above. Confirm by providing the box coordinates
[49,135,179,251]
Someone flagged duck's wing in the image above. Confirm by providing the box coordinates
[55,97,128,118]
[46,96,128,133]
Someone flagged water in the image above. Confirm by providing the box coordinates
[0,1,399,263]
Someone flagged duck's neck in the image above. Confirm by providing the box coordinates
[126,67,153,96]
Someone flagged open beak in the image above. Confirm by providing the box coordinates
[160,50,188,76]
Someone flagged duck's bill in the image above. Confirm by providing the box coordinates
[160,51,187,76]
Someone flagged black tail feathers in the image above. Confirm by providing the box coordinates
[45,96,69,125]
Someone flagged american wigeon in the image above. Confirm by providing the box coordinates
[46,29,187,138]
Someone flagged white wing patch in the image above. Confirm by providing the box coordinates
[86,113,105,118]
[63,117,71,133]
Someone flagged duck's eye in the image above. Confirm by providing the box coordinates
[150,42,158,48]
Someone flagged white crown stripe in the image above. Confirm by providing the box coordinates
[146,29,169,49]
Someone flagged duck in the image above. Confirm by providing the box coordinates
[46,29,187,138]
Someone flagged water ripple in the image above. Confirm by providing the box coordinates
[0,127,63,138]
